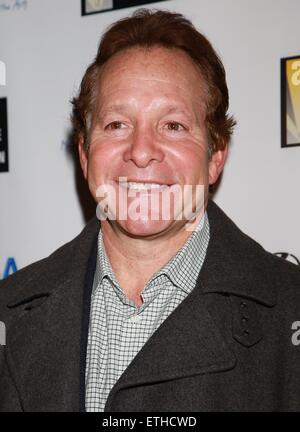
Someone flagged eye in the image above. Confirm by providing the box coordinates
[165,122,186,132]
[105,121,126,130]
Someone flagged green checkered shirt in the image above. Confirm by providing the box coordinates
[85,212,210,411]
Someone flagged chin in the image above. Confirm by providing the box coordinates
[117,218,175,238]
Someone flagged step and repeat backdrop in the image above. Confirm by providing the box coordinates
[0,0,299,279]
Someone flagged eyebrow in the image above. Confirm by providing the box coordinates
[98,104,131,116]
[165,106,193,119]
[97,104,196,123]
[98,104,190,117]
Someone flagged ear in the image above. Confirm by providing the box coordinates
[78,137,88,180]
[208,144,228,185]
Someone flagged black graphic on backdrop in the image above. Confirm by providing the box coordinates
[0,98,9,173]
[274,252,300,266]
[81,0,167,16]
[281,56,300,148]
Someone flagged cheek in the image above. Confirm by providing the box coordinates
[89,139,113,162]
[86,150,106,185]
[170,147,209,182]
[88,137,123,170]
[87,143,124,189]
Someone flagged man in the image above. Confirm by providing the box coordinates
[0,9,300,412]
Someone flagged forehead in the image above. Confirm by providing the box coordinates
[97,46,207,104]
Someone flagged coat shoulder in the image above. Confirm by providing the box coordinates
[267,251,300,306]
[0,217,99,322]
[206,200,300,309]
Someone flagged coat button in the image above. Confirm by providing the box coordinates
[230,295,263,347]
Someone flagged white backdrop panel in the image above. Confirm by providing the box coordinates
[0,0,299,277]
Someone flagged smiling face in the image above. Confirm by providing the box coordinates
[79,46,227,238]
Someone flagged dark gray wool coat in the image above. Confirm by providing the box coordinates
[0,200,300,412]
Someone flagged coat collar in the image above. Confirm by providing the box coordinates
[6,217,99,309]
[201,200,277,307]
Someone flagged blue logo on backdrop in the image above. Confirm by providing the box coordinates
[0,0,27,12]
[1,257,18,279]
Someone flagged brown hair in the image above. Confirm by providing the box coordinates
[71,8,236,155]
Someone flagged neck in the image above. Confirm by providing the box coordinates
[100,215,204,304]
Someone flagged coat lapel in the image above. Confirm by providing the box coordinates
[105,276,236,411]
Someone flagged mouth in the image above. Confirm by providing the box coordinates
[116,180,172,191]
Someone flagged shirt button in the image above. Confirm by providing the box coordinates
[128,313,142,322]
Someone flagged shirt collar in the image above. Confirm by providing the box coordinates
[152,212,210,294]
[93,230,120,295]
[93,212,210,298]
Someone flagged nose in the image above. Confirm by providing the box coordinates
[123,124,165,168]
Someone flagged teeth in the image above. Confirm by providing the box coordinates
[119,182,167,190]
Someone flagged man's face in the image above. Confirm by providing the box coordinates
[79,46,227,238]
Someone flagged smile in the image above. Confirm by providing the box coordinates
[118,181,170,191]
